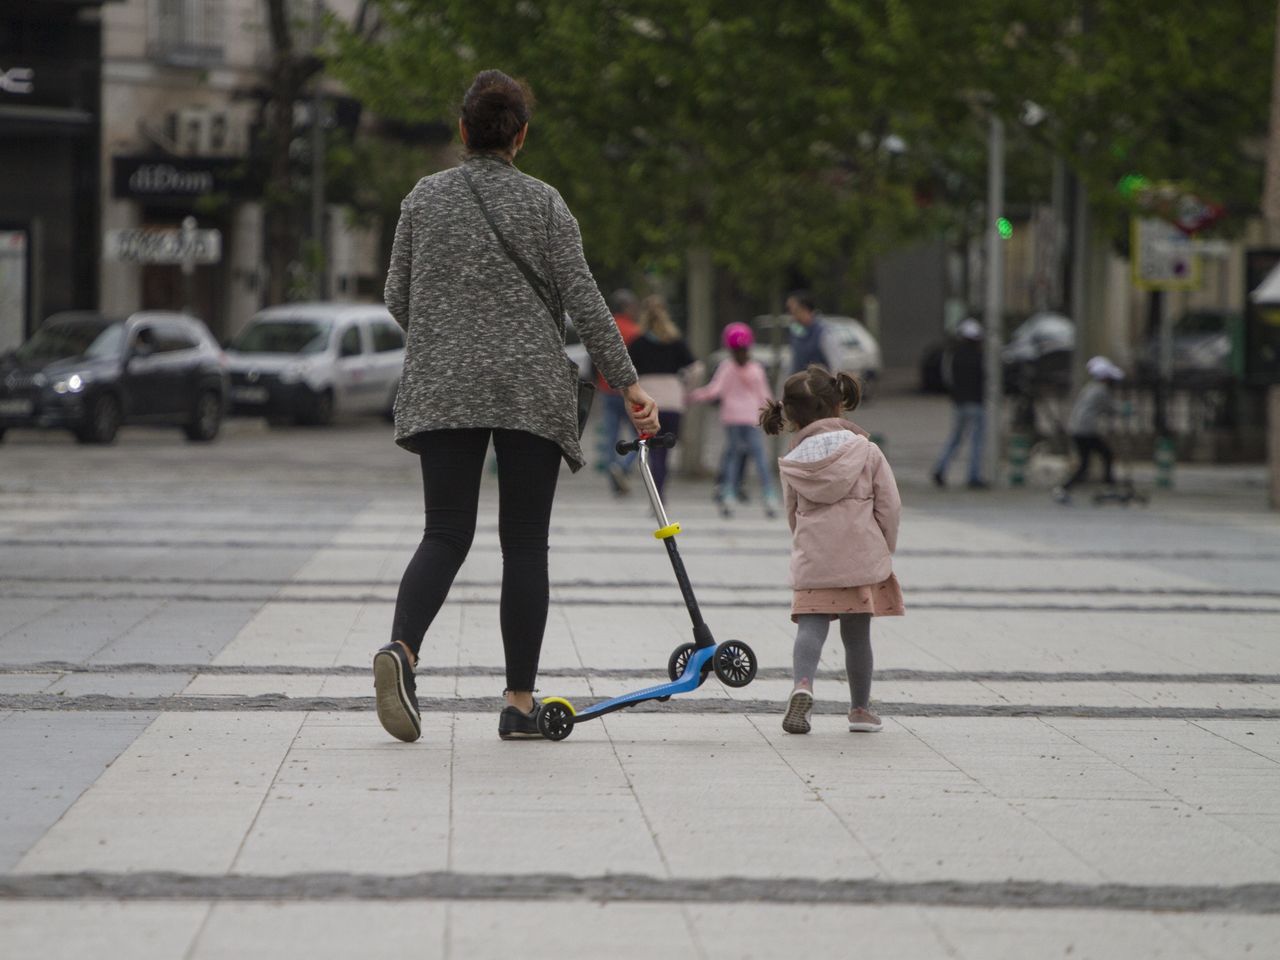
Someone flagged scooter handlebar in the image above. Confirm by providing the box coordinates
[616,433,677,455]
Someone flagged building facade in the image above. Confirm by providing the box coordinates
[99,0,379,341]
[1,0,109,353]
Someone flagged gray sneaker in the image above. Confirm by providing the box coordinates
[373,643,421,743]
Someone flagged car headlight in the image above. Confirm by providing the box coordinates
[51,373,88,395]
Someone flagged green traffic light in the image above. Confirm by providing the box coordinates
[996,217,1013,240]
[1117,173,1149,198]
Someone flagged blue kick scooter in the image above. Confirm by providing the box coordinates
[536,433,758,741]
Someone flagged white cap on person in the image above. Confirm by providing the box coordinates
[1086,356,1124,381]
[958,319,984,340]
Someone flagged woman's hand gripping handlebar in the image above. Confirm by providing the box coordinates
[616,433,677,456]
[622,384,659,435]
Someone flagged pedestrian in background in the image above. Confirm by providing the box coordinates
[689,322,779,518]
[931,318,988,489]
[761,364,902,735]
[1053,356,1124,504]
[376,69,659,744]
[785,290,844,375]
[627,295,702,497]
[599,289,643,494]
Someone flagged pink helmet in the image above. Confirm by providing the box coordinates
[722,322,754,350]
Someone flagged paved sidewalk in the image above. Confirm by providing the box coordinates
[1,414,1279,959]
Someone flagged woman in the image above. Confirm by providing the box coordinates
[626,295,701,496]
[374,70,659,743]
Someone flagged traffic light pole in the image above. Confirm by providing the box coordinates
[983,115,1005,486]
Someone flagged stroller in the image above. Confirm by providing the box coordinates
[536,433,758,740]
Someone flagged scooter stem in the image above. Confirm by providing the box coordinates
[636,442,672,530]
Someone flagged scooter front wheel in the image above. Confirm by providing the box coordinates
[714,640,757,688]
[537,699,576,741]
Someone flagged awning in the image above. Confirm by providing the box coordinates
[0,104,95,138]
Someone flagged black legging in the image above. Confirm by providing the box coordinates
[1062,434,1114,490]
[390,428,561,691]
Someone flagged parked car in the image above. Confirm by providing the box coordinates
[0,310,227,444]
[226,303,404,425]
[1001,311,1075,394]
[708,315,882,391]
[1135,310,1237,388]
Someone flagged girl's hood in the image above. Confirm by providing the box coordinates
[779,420,875,504]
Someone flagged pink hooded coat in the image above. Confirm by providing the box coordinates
[779,418,901,590]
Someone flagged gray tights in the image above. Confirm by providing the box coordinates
[792,613,873,708]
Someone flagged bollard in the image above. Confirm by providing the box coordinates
[1008,432,1030,487]
[1154,435,1175,489]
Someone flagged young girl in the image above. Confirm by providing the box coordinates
[689,322,778,517]
[760,364,904,734]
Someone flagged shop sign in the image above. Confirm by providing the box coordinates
[112,156,245,202]
[104,227,222,265]
[0,67,34,95]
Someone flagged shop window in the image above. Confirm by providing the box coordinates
[152,0,226,67]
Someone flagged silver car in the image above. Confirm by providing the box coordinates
[227,303,404,425]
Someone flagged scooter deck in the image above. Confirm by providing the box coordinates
[572,644,716,723]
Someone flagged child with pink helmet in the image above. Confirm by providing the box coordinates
[689,322,779,517]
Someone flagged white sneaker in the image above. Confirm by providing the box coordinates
[782,688,813,734]
[848,707,882,733]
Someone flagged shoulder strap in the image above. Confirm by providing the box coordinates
[461,166,561,323]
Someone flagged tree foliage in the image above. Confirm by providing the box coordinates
[329,0,1275,301]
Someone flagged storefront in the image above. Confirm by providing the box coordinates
[0,1,106,351]
[108,154,250,338]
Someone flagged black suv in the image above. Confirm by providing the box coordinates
[0,311,228,444]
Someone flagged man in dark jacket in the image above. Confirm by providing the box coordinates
[931,319,988,489]
[786,290,843,375]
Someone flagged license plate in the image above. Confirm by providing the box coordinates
[0,398,33,417]
[233,386,269,404]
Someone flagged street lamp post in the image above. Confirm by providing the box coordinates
[983,115,1006,486]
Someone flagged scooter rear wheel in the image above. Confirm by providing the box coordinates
[537,701,575,741]
[714,640,757,688]
[667,642,698,681]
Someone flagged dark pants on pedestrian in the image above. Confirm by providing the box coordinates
[1062,434,1114,490]
[391,428,561,691]
[647,410,683,496]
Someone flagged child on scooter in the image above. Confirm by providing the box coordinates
[689,322,779,517]
[760,364,903,734]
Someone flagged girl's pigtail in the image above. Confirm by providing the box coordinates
[759,400,785,435]
[835,372,862,412]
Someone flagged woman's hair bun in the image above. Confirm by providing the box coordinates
[461,70,535,152]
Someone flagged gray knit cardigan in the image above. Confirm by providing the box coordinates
[384,153,637,471]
